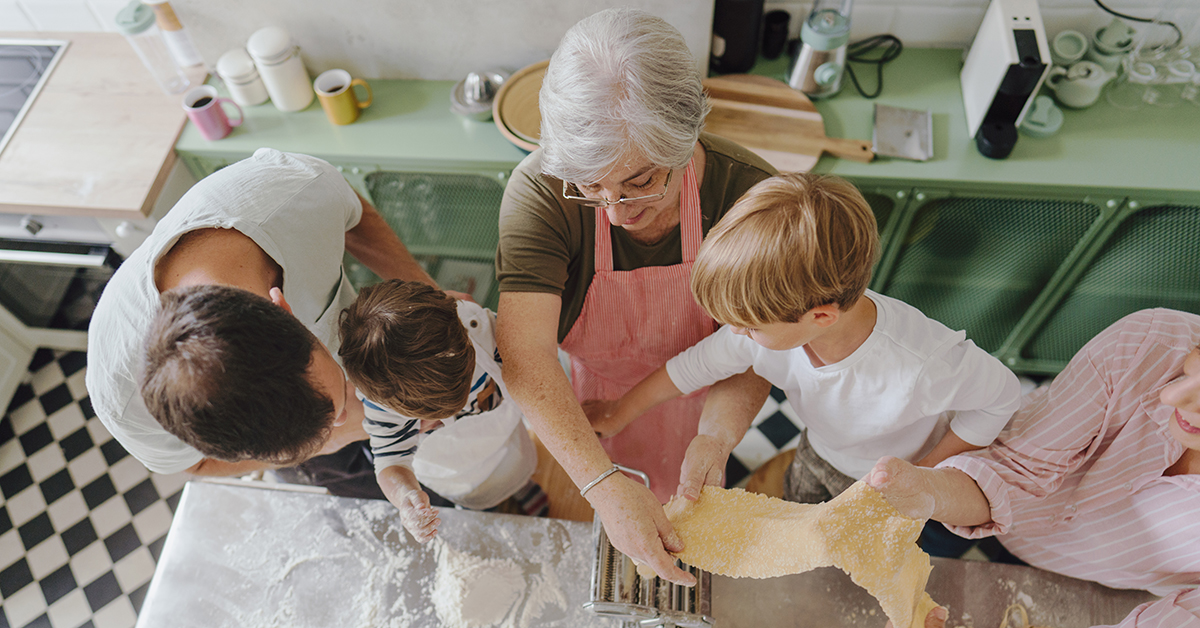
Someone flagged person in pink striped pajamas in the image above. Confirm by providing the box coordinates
[867,308,1200,627]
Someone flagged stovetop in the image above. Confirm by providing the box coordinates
[0,38,68,156]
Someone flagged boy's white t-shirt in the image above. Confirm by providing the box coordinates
[85,149,362,474]
[666,290,1022,480]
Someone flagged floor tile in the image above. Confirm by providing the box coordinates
[19,424,54,457]
[0,557,34,598]
[59,519,98,557]
[46,589,91,628]
[68,543,111,588]
[46,405,86,443]
[65,451,106,494]
[18,513,54,553]
[1,465,33,500]
[80,477,116,512]
[65,370,88,402]
[111,547,154,594]
[90,596,134,628]
[47,492,88,534]
[58,353,87,379]
[7,486,47,527]
[106,459,147,495]
[82,571,120,613]
[98,442,127,468]
[9,402,46,438]
[58,428,94,463]
[2,582,47,628]
[39,469,75,507]
[38,563,77,606]
[102,525,139,564]
[38,385,74,419]
[121,481,157,518]
[0,439,26,476]
[27,447,67,484]
[25,534,68,579]
[86,497,130,542]
[29,363,64,398]
[130,503,171,545]
[83,419,110,448]
[0,528,22,567]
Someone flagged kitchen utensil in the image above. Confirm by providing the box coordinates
[960,0,1050,159]
[711,0,764,74]
[450,68,509,122]
[702,74,874,172]
[1050,30,1088,67]
[787,0,853,99]
[247,26,313,112]
[1045,61,1110,109]
[217,48,268,106]
[182,84,242,140]
[584,467,714,628]
[313,69,372,125]
[114,0,189,95]
[492,59,547,151]
[872,104,933,161]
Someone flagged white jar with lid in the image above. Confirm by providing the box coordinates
[217,48,269,106]
[246,26,313,112]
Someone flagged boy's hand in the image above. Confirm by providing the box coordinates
[388,487,440,543]
[581,399,629,439]
[675,435,728,501]
[886,606,948,628]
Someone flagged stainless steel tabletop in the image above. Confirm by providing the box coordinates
[139,481,1156,628]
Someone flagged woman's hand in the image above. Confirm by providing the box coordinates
[581,399,630,438]
[586,473,697,586]
[865,456,993,527]
[864,456,938,520]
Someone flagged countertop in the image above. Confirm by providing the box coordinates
[138,480,1156,628]
[0,32,204,219]
[176,48,1197,198]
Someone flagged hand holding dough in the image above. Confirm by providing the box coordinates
[664,481,941,628]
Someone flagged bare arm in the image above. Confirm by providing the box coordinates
[378,465,439,542]
[915,430,982,468]
[343,193,436,286]
[584,366,684,438]
[676,369,772,500]
[496,291,695,585]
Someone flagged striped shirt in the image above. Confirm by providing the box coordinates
[940,309,1200,628]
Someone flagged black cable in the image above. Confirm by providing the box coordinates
[1092,0,1182,50]
[843,34,903,99]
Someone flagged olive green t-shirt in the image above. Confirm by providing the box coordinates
[496,133,777,342]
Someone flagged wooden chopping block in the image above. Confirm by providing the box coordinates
[703,75,874,172]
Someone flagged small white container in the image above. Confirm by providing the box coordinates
[217,48,269,106]
[247,26,314,113]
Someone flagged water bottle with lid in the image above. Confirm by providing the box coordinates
[788,0,854,98]
[114,0,190,95]
[247,26,314,112]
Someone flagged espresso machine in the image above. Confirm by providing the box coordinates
[960,0,1051,158]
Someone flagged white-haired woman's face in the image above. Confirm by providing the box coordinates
[573,155,682,237]
[1163,346,1200,451]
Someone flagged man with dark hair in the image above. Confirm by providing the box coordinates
[86,149,442,496]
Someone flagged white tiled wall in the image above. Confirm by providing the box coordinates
[3,0,1193,74]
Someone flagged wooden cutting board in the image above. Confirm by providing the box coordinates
[703,74,874,172]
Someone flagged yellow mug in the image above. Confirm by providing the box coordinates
[314,69,372,125]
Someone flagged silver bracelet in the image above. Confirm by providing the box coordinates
[579,465,621,497]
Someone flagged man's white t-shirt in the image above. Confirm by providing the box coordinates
[85,149,362,474]
[666,290,1022,480]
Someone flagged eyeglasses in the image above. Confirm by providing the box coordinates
[562,169,672,207]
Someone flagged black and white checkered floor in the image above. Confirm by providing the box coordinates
[1,349,188,628]
[0,348,806,628]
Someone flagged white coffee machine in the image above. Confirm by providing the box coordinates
[960,0,1051,158]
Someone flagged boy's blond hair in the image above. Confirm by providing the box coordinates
[338,280,475,420]
[692,172,878,327]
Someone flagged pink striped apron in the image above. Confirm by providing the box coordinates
[560,160,719,502]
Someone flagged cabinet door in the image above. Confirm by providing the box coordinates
[1019,202,1200,371]
[876,191,1105,354]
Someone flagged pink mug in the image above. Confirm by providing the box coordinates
[182,85,243,140]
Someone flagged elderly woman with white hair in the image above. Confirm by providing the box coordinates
[495,8,776,584]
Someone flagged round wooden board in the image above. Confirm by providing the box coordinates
[493,59,548,152]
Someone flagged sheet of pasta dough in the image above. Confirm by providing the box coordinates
[664,482,940,628]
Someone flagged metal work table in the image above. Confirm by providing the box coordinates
[138,481,1154,628]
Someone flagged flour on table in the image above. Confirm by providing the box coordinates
[431,539,571,628]
[664,482,940,628]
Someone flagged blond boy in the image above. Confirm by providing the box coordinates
[339,280,542,542]
[586,173,1021,504]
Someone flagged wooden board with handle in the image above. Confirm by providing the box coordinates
[703,74,874,172]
